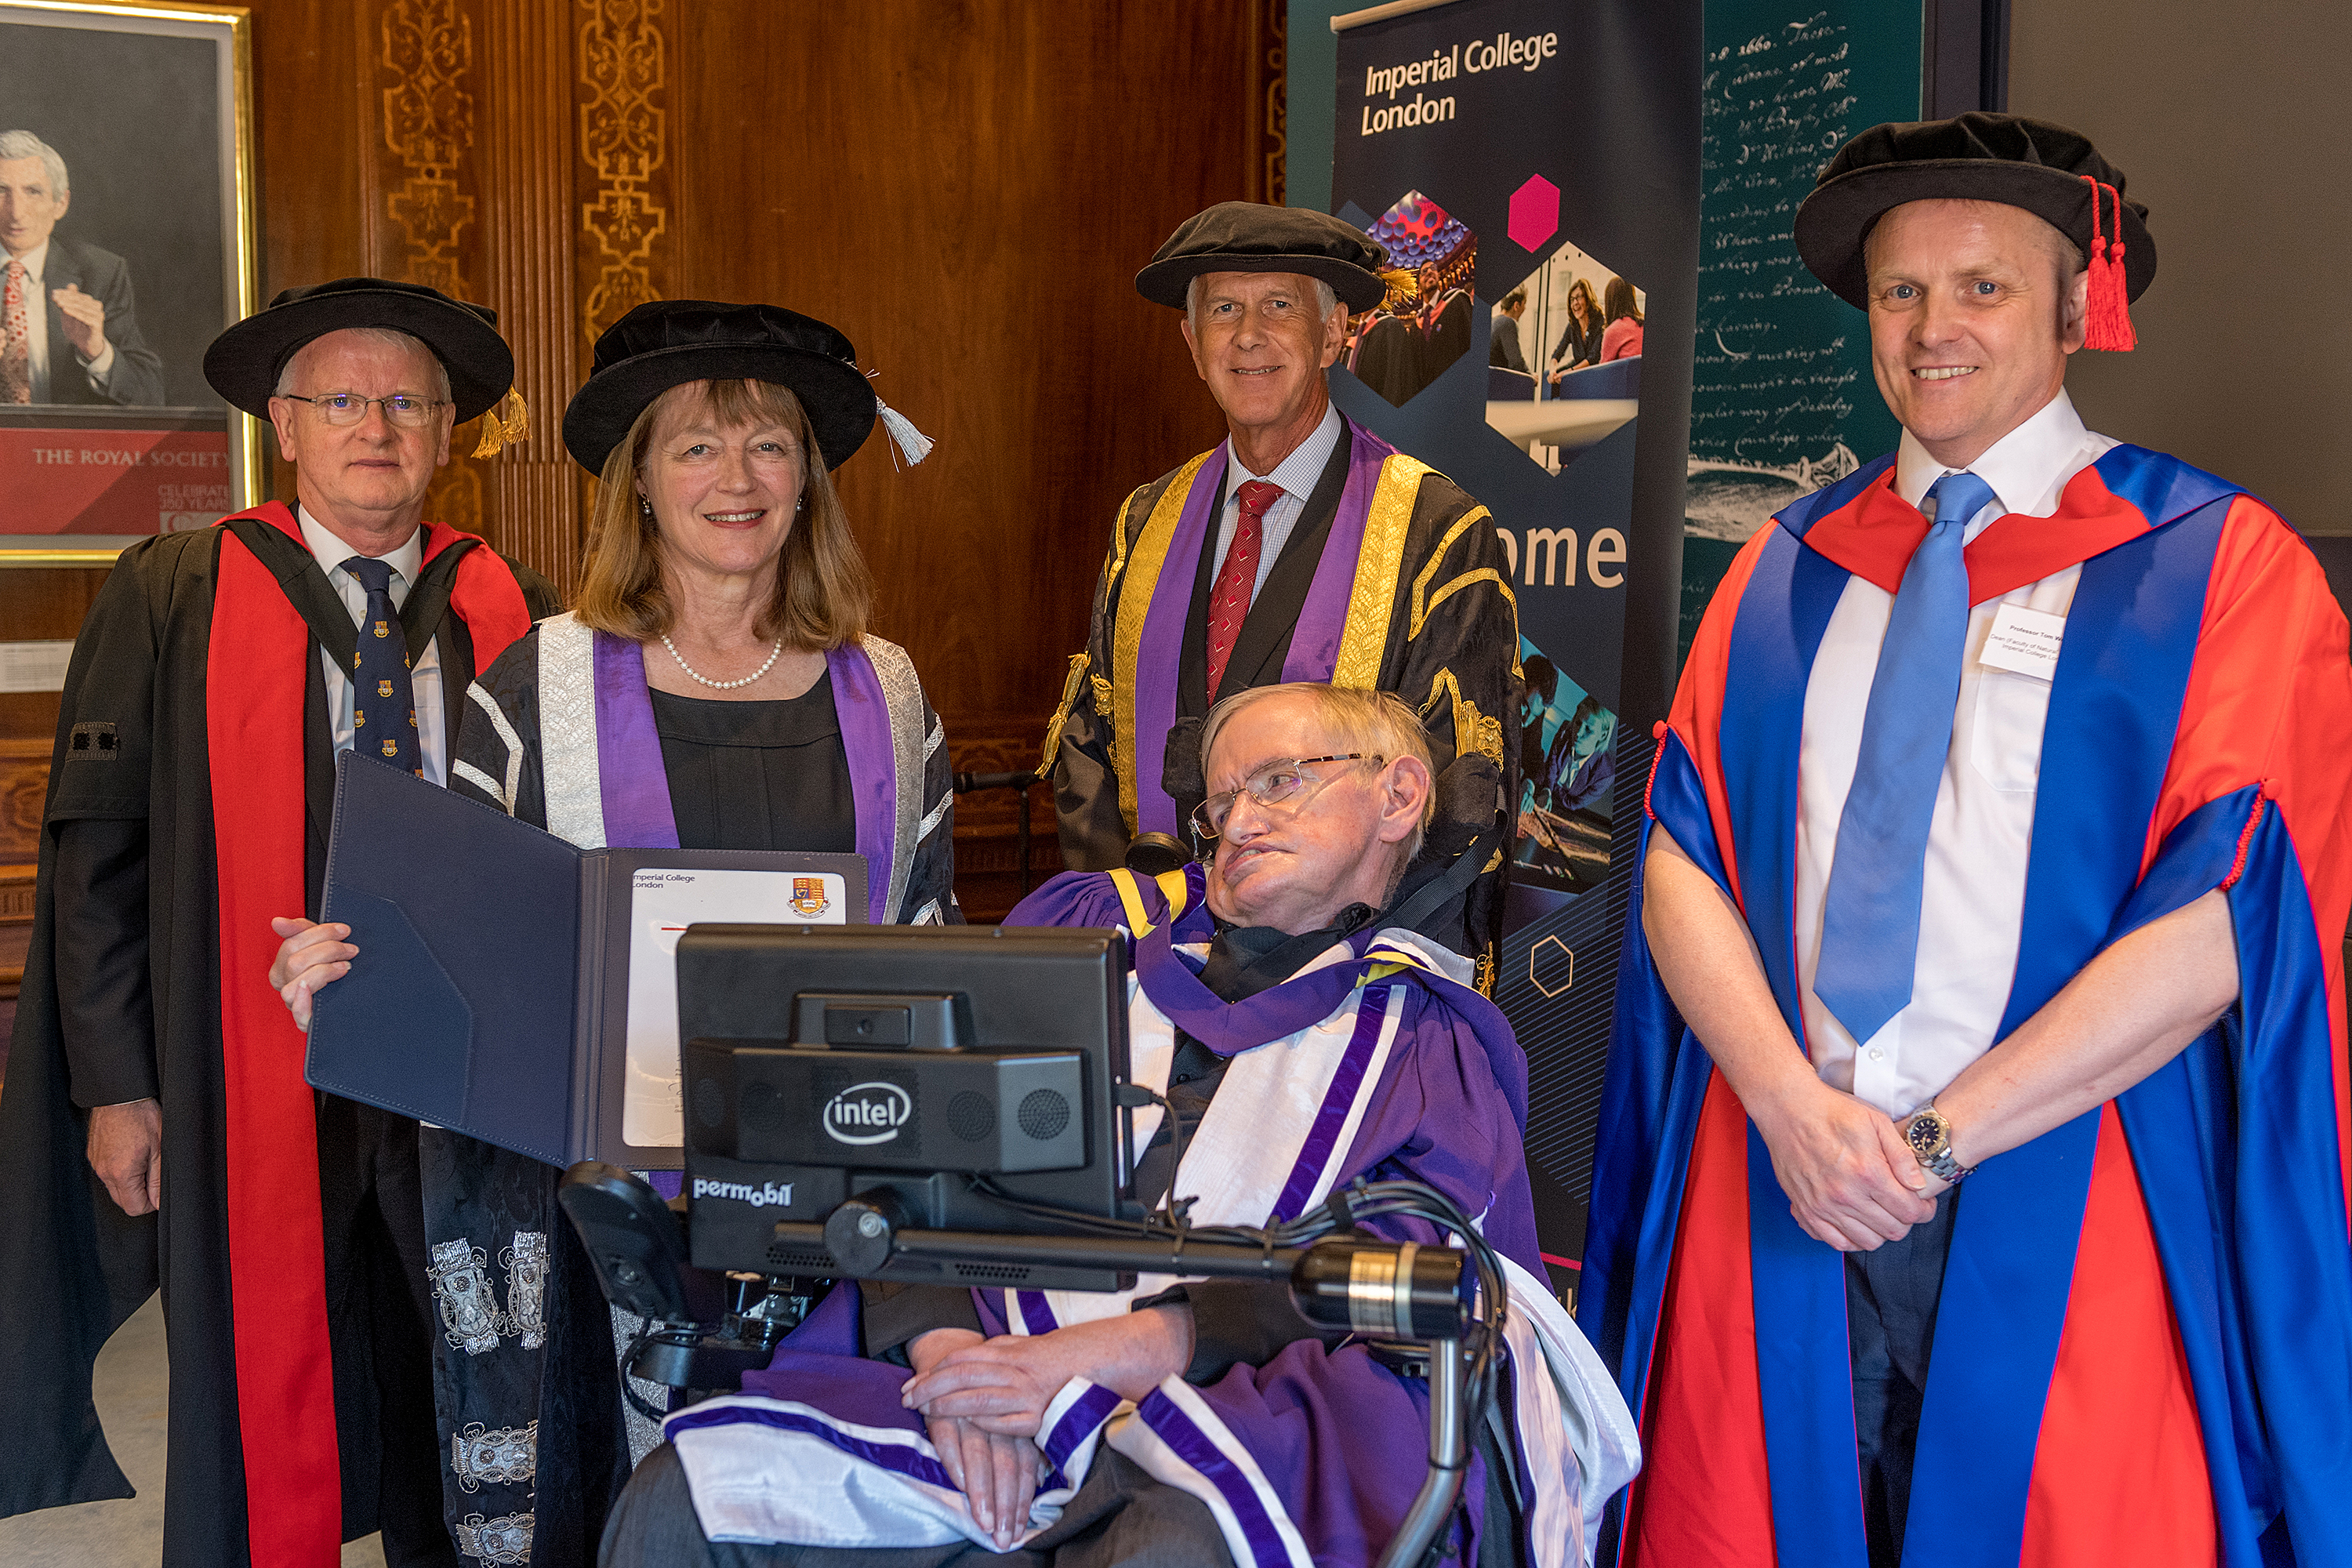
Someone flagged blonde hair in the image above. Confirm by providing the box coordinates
[1200,682,1436,861]
[574,378,873,648]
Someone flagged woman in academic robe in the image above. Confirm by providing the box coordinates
[272,299,955,1567]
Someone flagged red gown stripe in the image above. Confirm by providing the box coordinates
[205,503,535,1563]
[437,524,534,655]
[1622,1070,1777,1567]
[2021,1103,2217,1566]
[209,524,344,1566]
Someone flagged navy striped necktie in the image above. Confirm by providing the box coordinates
[343,555,419,776]
[1813,470,1995,1046]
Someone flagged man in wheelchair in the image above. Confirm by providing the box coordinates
[600,683,1638,1566]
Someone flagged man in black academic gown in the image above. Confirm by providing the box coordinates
[1045,202,1519,972]
[0,278,561,1568]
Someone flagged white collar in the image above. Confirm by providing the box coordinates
[1893,387,2092,520]
[3,241,48,283]
[296,503,425,586]
[1222,399,1345,504]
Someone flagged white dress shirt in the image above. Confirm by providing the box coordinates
[2,241,115,397]
[1795,389,2118,1117]
[296,506,448,785]
[1208,401,1345,605]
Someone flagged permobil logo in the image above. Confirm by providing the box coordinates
[823,1081,913,1145]
[691,1178,795,1208]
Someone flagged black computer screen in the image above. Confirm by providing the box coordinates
[673,924,1133,1282]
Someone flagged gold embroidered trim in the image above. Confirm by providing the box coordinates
[1106,485,1149,580]
[1331,454,1426,690]
[1408,506,1518,644]
[1037,652,1090,778]
[1090,674,1113,717]
[1111,452,1215,835]
[1422,668,1505,766]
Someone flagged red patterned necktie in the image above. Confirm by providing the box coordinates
[1,261,29,404]
[1205,479,1283,701]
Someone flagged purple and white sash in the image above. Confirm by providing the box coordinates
[528,612,933,923]
[1002,931,1436,1336]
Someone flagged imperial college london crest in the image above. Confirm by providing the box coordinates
[790,877,830,918]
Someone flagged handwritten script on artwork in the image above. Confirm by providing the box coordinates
[1689,8,1882,470]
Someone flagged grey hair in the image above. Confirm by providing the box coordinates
[1185,273,1342,336]
[1200,681,1436,864]
[272,327,452,401]
[0,130,68,198]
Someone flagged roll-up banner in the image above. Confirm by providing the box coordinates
[1306,0,1701,1280]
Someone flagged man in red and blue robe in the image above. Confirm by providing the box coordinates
[1581,114,2352,1565]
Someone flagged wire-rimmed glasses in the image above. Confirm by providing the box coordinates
[1189,753,1381,852]
[277,391,449,427]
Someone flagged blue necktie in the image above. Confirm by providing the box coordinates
[343,556,420,777]
[1813,470,1995,1046]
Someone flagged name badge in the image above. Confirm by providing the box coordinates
[1979,602,2067,681]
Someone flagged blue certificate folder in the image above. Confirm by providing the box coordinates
[305,753,867,1170]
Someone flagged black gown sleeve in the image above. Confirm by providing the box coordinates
[50,818,157,1108]
[858,1281,986,1367]
[448,629,548,828]
[499,554,566,621]
[1050,486,1152,873]
[44,542,176,1109]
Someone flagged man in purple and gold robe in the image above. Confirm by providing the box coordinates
[1045,202,1520,975]
[600,682,1637,1567]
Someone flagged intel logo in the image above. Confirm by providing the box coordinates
[823,1081,913,1145]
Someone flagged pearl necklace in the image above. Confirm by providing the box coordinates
[661,633,782,691]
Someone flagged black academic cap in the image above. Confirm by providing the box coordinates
[562,300,929,476]
[1136,201,1396,313]
[1795,113,2154,347]
[203,277,515,423]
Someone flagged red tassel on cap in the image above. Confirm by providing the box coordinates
[2081,175,2137,351]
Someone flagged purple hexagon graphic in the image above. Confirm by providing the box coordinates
[1508,176,1559,253]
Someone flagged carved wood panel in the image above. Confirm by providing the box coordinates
[381,0,490,536]
[483,0,588,593]
[576,0,672,358]
[0,740,45,867]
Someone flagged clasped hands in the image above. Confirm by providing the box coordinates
[900,1305,1192,1552]
[1751,1073,1946,1252]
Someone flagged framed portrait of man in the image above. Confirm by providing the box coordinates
[0,0,259,564]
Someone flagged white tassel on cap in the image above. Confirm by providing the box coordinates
[862,368,933,468]
[875,396,934,467]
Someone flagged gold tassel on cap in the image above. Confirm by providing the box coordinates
[470,387,532,458]
[1378,267,1421,313]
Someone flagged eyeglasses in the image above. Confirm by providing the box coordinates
[278,391,449,428]
[1189,753,1381,848]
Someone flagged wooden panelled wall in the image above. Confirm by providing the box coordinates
[0,0,1290,1004]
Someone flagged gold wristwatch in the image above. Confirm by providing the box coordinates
[1901,1102,1975,1184]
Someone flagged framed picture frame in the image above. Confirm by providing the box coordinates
[0,0,260,565]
